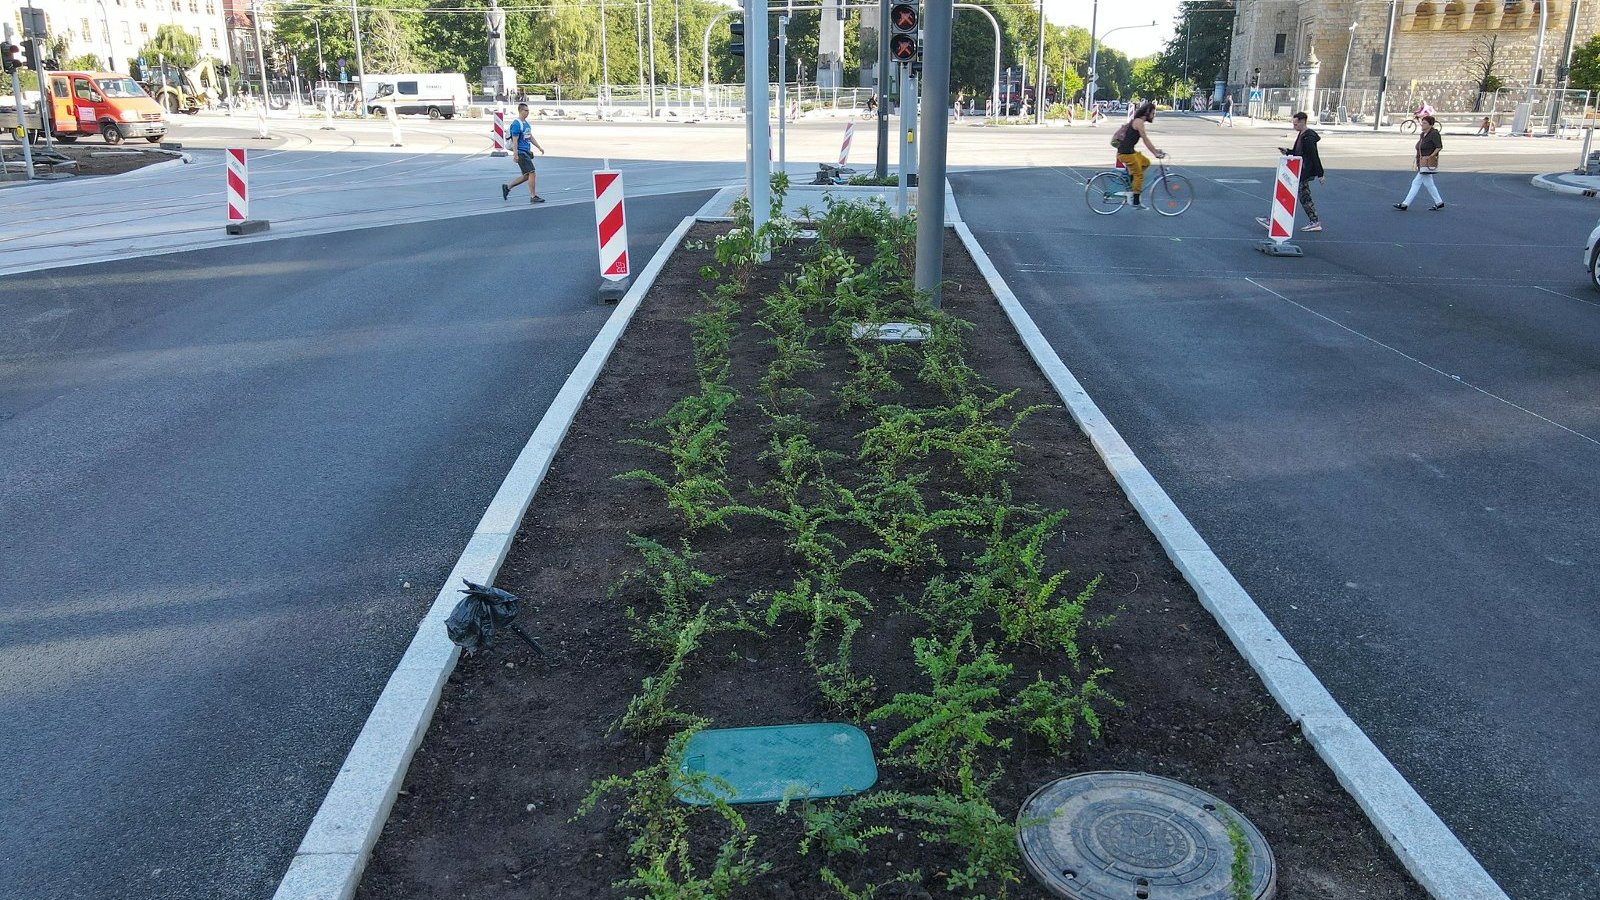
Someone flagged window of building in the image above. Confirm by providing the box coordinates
[82,18,92,41]
[206,1,215,13]
[190,0,199,11]
[139,22,149,36]
[210,28,219,48]
[1274,33,1288,55]
[121,21,131,42]
[1370,53,1385,76]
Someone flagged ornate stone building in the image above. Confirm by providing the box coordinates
[1227,0,1600,110]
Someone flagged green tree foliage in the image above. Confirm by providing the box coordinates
[1154,0,1235,93]
[1572,34,1600,92]
[135,24,201,70]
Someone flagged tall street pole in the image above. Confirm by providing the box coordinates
[778,15,788,170]
[599,0,610,107]
[1033,0,1046,123]
[1338,17,1357,123]
[1548,0,1581,134]
[96,0,116,70]
[747,0,772,257]
[647,0,658,118]
[1085,0,1099,109]
[914,0,952,305]
[877,0,890,178]
[674,0,683,98]
[636,3,645,102]
[351,0,367,117]
[252,0,271,105]
[1373,0,1396,132]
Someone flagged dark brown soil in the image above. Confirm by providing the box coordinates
[357,223,1426,899]
[1,142,176,179]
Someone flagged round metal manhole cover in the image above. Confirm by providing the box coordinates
[1017,771,1276,900]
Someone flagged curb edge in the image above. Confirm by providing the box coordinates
[268,211,701,900]
[951,220,1510,900]
[1532,172,1600,197]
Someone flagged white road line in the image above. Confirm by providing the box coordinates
[1245,276,1600,449]
[1533,284,1600,308]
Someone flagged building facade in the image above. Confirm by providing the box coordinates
[3,0,234,73]
[1227,0,1600,111]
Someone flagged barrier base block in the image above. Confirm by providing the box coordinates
[597,276,631,304]
[491,150,509,157]
[226,219,271,236]
[1256,239,1303,257]
[320,126,336,131]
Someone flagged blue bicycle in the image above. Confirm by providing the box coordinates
[1084,154,1193,216]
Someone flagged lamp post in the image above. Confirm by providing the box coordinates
[1088,20,1156,107]
[1085,0,1098,109]
[351,0,367,117]
[95,0,116,70]
[1033,0,1046,123]
[1338,17,1357,123]
[1373,0,1396,131]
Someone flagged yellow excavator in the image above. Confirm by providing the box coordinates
[137,58,220,114]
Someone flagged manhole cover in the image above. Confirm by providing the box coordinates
[1017,771,1276,900]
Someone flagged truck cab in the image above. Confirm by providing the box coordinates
[47,72,167,145]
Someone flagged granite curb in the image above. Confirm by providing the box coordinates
[952,220,1510,900]
[1532,172,1600,196]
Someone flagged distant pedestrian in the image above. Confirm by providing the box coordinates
[1476,116,1495,135]
[1220,95,1234,126]
[500,102,546,204]
[865,94,878,117]
[1395,114,1444,211]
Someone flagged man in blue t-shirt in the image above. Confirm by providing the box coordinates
[501,102,546,203]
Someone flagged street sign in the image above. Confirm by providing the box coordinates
[1249,88,1264,103]
[20,6,48,39]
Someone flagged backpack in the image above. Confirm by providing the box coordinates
[1110,121,1130,148]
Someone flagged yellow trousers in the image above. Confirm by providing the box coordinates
[1117,152,1150,194]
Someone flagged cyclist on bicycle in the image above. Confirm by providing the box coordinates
[1115,101,1166,210]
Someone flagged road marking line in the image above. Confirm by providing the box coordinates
[1533,285,1600,308]
[1245,277,1600,450]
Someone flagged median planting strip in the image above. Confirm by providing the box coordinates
[317,186,1440,898]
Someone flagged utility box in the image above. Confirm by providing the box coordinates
[1586,151,1600,176]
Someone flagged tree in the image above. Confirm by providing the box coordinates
[1154,1,1235,94]
[1461,33,1503,110]
[1572,34,1600,93]
[136,24,200,70]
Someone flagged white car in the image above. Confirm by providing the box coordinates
[1587,219,1600,289]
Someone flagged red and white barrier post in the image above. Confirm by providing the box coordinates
[839,121,855,166]
[224,148,269,235]
[1255,154,1303,257]
[593,169,630,302]
[491,109,508,157]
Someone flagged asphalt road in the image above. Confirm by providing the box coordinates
[955,120,1600,898]
[0,190,707,900]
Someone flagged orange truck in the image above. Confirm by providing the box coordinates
[45,71,167,145]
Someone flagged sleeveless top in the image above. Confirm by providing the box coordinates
[1116,117,1145,154]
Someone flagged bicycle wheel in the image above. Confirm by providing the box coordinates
[1149,173,1193,216]
[1085,172,1128,215]
[1400,119,1417,134]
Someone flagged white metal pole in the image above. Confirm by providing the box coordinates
[1085,0,1098,110]
[956,4,1000,125]
[748,0,771,256]
[916,0,951,303]
[1374,0,1396,131]
[896,64,909,214]
[351,0,367,117]
[600,0,611,108]
[647,0,658,118]
[778,15,788,171]
[4,24,34,180]
[1339,18,1357,123]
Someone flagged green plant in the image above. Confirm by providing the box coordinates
[615,607,713,737]
[1010,671,1116,753]
[819,867,926,899]
[1225,812,1253,900]
[885,789,1024,896]
[865,625,1013,776]
[577,730,769,898]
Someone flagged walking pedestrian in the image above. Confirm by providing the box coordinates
[1284,111,1324,231]
[500,102,546,203]
[1394,114,1444,211]
[1220,95,1234,126]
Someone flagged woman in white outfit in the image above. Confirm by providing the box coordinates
[1394,115,1444,211]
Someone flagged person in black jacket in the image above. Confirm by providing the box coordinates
[1395,115,1445,211]
[1284,111,1325,231]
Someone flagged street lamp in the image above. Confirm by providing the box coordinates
[95,0,116,70]
[1087,20,1156,107]
[1338,17,1358,123]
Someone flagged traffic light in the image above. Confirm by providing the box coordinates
[889,2,919,64]
[1,41,20,74]
[729,20,744,57]
[22,39,39,71]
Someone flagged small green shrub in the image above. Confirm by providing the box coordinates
[865,624,1013,776]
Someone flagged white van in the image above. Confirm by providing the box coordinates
[361,73,469,119]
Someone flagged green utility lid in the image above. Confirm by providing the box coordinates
[677,723,879,805]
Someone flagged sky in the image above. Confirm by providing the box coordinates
[1042,0,1183,59]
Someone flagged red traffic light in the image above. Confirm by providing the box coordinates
[1,42,21,74]
[890,2,918,33]
[889,34,918,62]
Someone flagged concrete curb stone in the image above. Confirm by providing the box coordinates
[951,219,1509,900]
[1532,172,1600,197]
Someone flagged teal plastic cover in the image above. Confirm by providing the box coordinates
[677,723,879,805]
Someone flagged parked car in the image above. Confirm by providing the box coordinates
[1585,218,1600,289]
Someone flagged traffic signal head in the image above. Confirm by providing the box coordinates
[21,39,39,71]
[1,42,20,74]
[890,2,918,34]
[889,34,918,63]
[729,21,745,57]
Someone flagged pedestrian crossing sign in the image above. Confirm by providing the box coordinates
[1249,88,1264,103]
